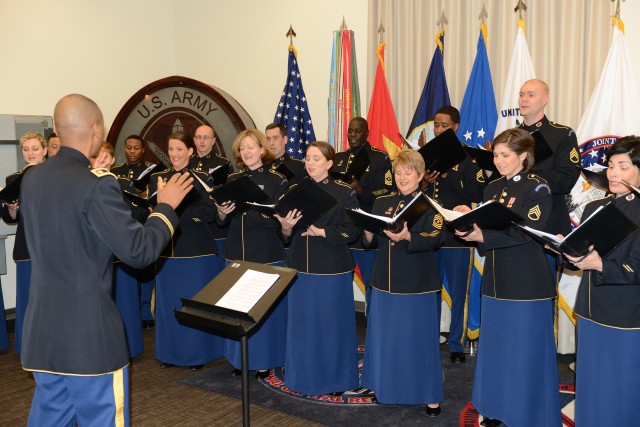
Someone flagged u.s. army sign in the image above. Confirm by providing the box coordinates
[107,76,254,167]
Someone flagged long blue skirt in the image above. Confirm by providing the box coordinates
[155,256,223,366]
[351,249,376,316]
[576,317,640,426]
[362,289,443,404]
[214,239,227,273]
[113,263,143,358]
[284,272,358,395]
[138,265,155,322]
[472,297,560,427]
[0,278,8,351]
[225,261,288,370]
[14,260,31,354]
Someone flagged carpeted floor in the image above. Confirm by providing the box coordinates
[1,324,576,426]
[181,340,577,427]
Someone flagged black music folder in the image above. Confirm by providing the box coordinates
[275,162,295,181]
[0,165,33,204]
[514,202,638,257]
[330,147,370,182]
[245,177,337,229]
[210,175,269,205]
[346,191,432,235]
[417,128,467,174]
[530,130,553,165]
[208,163,231,186]
[579,166,609,190]
[123,190,152,209]
[463,145,497,172]
[425,195,524,231]
[133,163,162,190]
[174,260,297,339]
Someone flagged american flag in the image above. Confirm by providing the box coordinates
[274,48,316,159]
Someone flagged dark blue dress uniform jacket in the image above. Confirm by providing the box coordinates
[424,156,485,247]
[575,193,640,328]
[148,167,217,258]
[286,178,360,274]
[268,154,307,186]
[364,191,444,294]
[1,168,31,261]
[478,172,555,300]
[220,167,288,263]
[20,147,179,375]
[519,115,580,235]
[333,143,394,213]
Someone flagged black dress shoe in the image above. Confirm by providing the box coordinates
[190,364,203,371]
[230,368,242,376]
[425,405,441,417]
[450,352,466,363]
[142,320,155,330]
[481,418,501,427]
[255,370,270,379]
[159,362,174,368]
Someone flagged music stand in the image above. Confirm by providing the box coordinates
[174,260,297,427]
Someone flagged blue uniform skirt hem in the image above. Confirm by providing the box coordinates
[576,317,640,427]
[155,256,223,366]
[361,289,443,404]
[113,264,144,358]
[284,272,358,395]
[14,260,32,354]
[472,297,560,427]
[225,261,288,370]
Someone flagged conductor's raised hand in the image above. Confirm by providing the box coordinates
[156,173,193,209]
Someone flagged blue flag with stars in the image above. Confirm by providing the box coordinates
[456,29,497,149]
[455,27,497,342]
[274,47,316,159]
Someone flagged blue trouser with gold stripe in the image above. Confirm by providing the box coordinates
[28,366,129,427]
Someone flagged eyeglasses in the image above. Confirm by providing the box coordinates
[194,135,214,141]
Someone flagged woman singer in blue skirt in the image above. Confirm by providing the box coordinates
[456,128,560,427]
[566,137,640,427]
[360,150,444,416]
[148,131,222,370]
[215,129,288,378]
[275,141,360,395]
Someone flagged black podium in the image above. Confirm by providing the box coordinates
[175,260,297,427]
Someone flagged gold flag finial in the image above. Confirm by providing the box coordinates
[378,21,385,44]
[286,25,296,47]
[437,10,448,30]
[514,0,527,20]
[340,17,347,31]
[479,3,488,24]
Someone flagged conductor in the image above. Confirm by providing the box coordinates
[20,94,193,426]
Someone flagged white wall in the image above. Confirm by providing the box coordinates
[0,0,177,131]
[173,0,368,137]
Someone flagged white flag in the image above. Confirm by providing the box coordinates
[560,22,640,324]
[494,22,535,136]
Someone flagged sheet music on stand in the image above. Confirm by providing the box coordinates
[216,270,280,313]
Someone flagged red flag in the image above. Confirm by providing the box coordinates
[366,42,402,159]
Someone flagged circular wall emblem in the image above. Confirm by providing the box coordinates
[107,75,255,167]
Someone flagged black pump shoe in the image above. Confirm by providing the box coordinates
[425,405,441,417]
[255,370,270,379]
[481,418,501,427]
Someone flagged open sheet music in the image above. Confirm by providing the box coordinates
[215,269,280,313]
